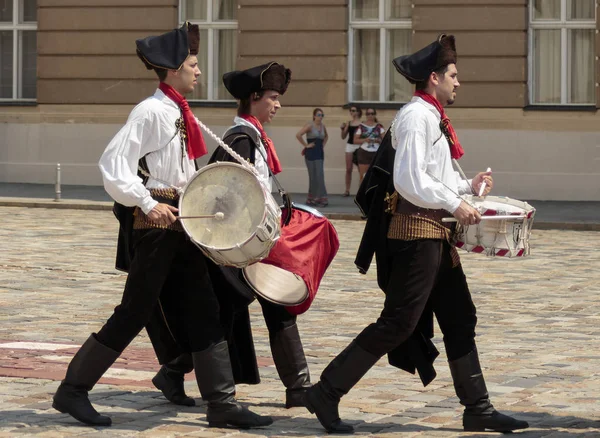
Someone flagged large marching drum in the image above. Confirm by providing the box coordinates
[176,120,338,312]
[178,162,281,268]
[448,195,536,258]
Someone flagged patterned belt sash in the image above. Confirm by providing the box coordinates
[385,192,461,267]
[133,188,183,232]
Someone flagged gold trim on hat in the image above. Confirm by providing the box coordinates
[259,61,278,89]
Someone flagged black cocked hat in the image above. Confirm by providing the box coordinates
[222,62,292,100]
[392,34,457,84]
[136,22,200,71]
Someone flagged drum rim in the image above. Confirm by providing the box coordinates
[178,162,271,250]
[465,194,536,213]
[242,262,309,306]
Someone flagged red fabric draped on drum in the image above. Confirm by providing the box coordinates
[261,206,339,315]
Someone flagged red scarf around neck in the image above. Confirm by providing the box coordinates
[414,90,464,160]
[240,114,283,175]
[159,82,207,160]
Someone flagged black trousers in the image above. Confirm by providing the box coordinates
[355,239,477,362]
[96,229,223,354]
[256,294,297,335]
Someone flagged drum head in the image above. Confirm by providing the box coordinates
[243,262,309,306]
[179,163,266,249]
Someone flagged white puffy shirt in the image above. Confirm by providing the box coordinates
[98,89,197,214]
[391,96,472,213]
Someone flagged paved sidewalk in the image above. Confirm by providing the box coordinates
[0,206,599,436]
[0,182,599,230]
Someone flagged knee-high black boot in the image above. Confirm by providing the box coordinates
[270,323,311,408]
[449,349,529,432]
[52,334,120,426]
[192,341,273,429]
[305,341,380,434]
[152,353,195,406]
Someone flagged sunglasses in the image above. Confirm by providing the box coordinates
[349,109,358,113]
[315,113,324,117]
[366,112,376,115]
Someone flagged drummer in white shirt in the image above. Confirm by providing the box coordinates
[51,23,271,430]
[305,34,529,434]
[150,63,314,411]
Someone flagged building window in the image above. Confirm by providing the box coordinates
[529,0,596,105]
[0,0,37,101]
[348,0,412,103]
[180,0,237,101]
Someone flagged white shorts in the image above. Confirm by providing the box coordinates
[345,143,360,154]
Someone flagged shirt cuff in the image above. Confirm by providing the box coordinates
[140,196,158,215]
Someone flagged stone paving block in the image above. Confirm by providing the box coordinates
[1,209,600,436]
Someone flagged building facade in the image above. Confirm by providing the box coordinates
[0,0,598,200]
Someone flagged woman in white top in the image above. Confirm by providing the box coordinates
[353,107,385,183]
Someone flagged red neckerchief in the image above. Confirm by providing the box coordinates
[240,114,282,175]
[414,90,464,160]
[158,82,207,160]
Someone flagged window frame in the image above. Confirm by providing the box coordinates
[179,0,237,102]
[0,0,37,102]
[348,0,412,103]
[527,0,597,106]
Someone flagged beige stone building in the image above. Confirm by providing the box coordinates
[1,0,598,200]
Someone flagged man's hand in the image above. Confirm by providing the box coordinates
[147,203,179,227]
[453,201,481,226]
[472,170,493,196]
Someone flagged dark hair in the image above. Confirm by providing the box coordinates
[415,64,450,91]
[312,107,324,121]
[365,108,378,124]
[237,91,265,116]
[350,105,362,118]
[154,68,168,82]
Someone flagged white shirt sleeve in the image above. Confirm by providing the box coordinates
[98,117,158,214]
[393,121,462,213]
[456,173,474,195]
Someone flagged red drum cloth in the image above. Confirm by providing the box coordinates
[262,206,339,315]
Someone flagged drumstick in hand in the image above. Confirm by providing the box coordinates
[478,168,492,197]
[178,212,225,221]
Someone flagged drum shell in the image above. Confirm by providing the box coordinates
[453,195,535,258]
[178,162,281,268]
[242,203,340,313]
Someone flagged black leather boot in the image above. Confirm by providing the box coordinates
[449,349,529,432]
[270,323,312,408]
[52,334,120,426]
[192,341,273,429]
[305,341,380,434]
[152,353,195,406]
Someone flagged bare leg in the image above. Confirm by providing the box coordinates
[344,152,354,195]
[358,164,370,184]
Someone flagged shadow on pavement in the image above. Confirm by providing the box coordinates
[1,389,598,437]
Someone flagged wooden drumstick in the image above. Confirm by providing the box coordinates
[178,212,225,221]
[442,215,526,223]
[478,167,492,197]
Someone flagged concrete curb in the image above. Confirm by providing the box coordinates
[2,198,599,231]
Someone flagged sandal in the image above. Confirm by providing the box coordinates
[342,191,350,197]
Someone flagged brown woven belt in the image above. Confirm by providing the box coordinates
[386,193,461,267]
[133,187,183,232]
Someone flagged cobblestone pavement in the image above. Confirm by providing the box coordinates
[0,206,599,437]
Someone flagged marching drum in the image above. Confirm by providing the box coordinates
[242,203,339,314]
[178,162,281,268]
[451,195,535,258]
